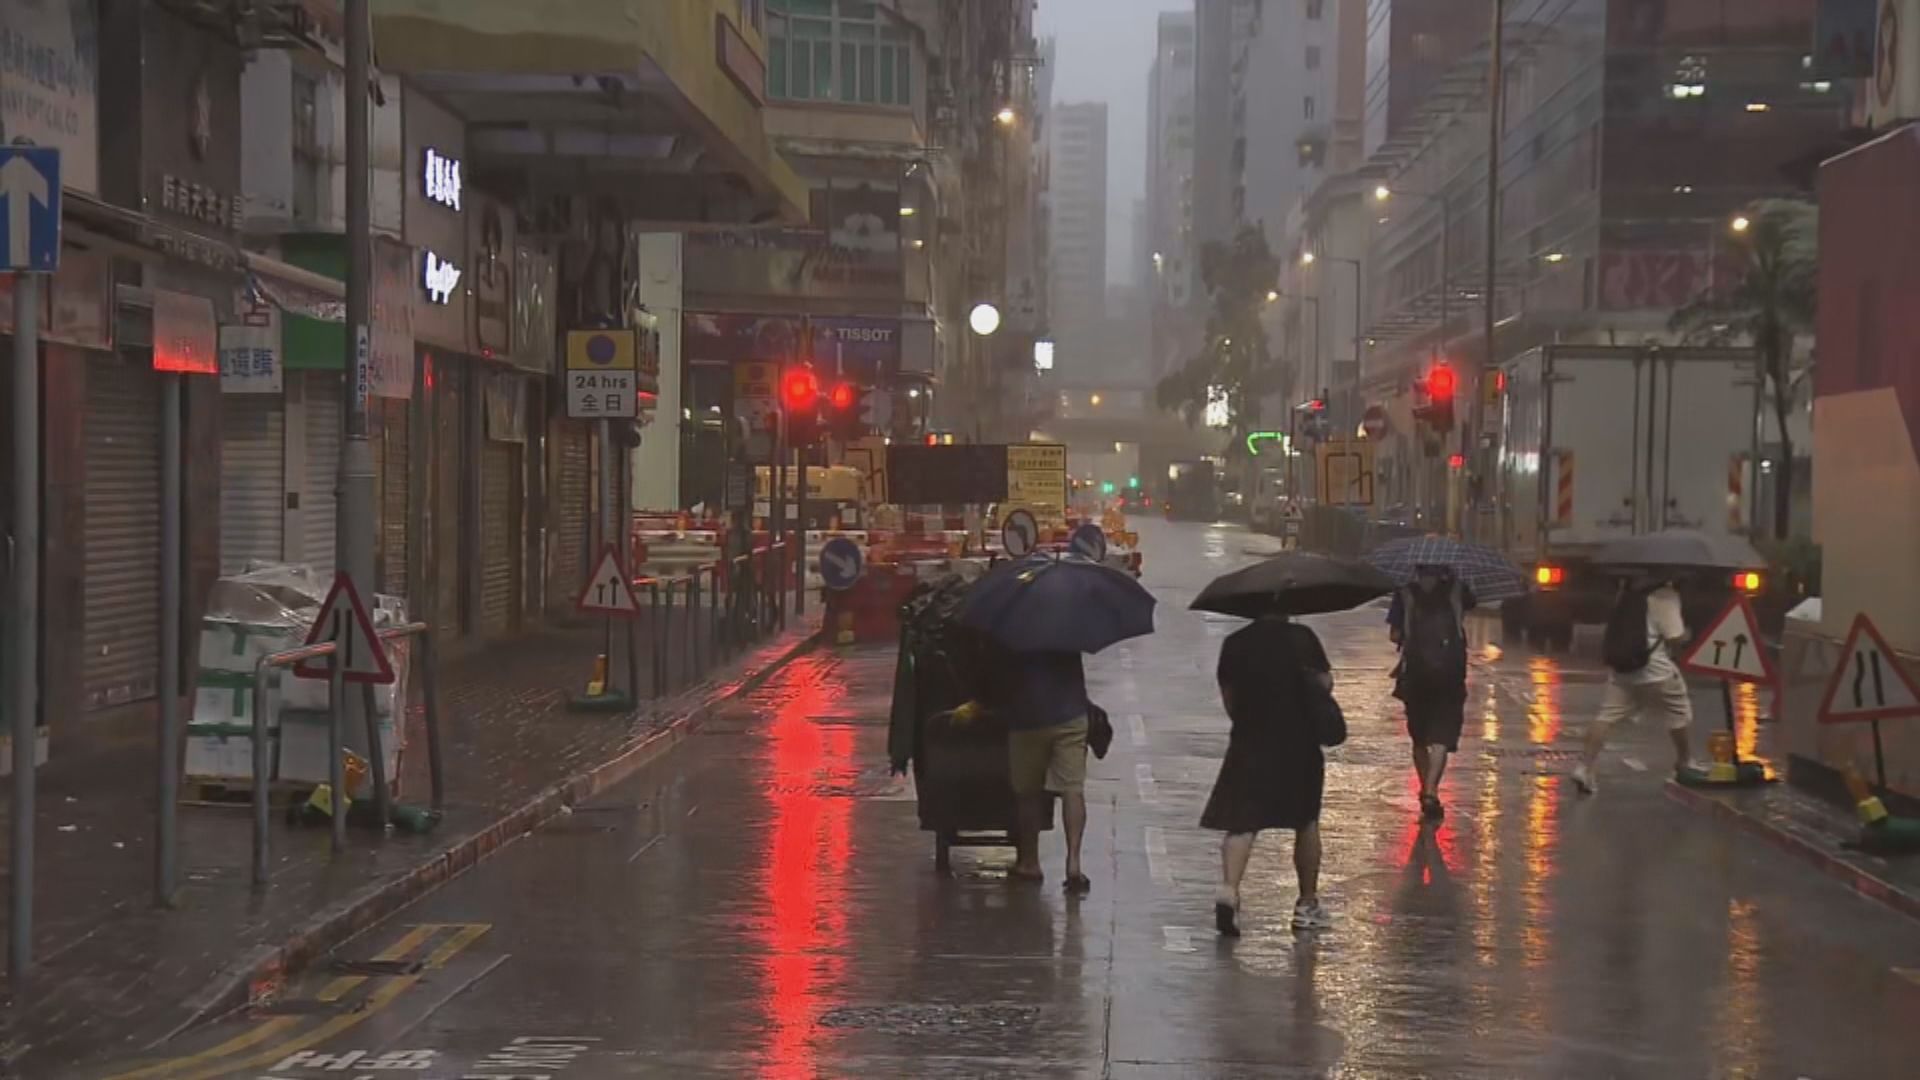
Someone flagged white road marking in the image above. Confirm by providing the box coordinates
[1621,757,1648,773]
[1135,763,1159,805]
[1128,713,1148,748]
[626,834,664,864]
[1162,925,1198,953]
[1144,825,1172,886]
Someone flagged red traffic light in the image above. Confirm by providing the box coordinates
[1427,364,1456,399]
[1448,452,1466,470]
[781,366,819,411]
[829,381,858,410]
[1304,398,1326,412]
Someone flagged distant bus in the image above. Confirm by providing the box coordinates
[1165,460,1218,522]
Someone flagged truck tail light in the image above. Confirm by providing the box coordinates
[1535,565,1566,589]
[1736,570,1763,593]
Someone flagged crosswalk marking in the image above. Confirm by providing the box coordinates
[1128,713,1148,748]
[1144,826,1172,886]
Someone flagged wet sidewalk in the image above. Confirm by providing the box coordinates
[0,607,818,1077]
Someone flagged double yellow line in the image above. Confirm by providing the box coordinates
[104,923,491,1080]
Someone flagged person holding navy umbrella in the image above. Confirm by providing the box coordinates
[962,552,1155,893]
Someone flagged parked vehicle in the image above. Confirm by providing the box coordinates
[1493,344,1764,648]
[1165,460,1219,522]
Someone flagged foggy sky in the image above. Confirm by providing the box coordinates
[1036,0,1191,284]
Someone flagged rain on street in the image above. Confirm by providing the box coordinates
[99,519,1920,1080]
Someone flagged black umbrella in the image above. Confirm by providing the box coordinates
[960,552,1156,653]
[1192,552,1398,620]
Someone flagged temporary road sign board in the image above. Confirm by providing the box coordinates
[1678,596,1777,685]
[1070,523,1108,562]
[0,146,61,272]
[1818,612,1920,724]
[577,545,642,617]
[292,572,396,684]
[1002,509,1038,557]
[820,537,864,591]
[1315,438,1376,507]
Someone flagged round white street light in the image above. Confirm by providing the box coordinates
[1299,250,1316,266]
[969,302,1002,336]
[1731,214,1752,233]
[1373,184,1392,202]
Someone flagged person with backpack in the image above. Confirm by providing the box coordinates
[1389,564,1477,820]
[1206,614,1342,936]
[1573,574,1695,793]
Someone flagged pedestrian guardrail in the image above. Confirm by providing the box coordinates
[636,541,792,700]
[245,622,442,889]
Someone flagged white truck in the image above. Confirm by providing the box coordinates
[1493,344,1763,648]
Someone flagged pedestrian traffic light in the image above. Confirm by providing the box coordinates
[781,363,822,446]
[1414,363,1456,433]
[1128,476,1140,489]
[1101,481,1116,495]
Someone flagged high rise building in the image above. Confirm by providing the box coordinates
[1145,11,1196,384]
[1046,101,1109,388]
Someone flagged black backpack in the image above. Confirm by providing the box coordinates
[1601,585,1655,674]
[1400,582,1467,690]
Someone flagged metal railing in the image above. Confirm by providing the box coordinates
[637,540,791,699]
[246,622,442,888]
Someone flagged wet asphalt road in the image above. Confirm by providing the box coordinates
[99,519,1920,1079]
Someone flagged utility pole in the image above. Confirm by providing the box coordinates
[340,0,376,753]
[8,261,40,983]
[1470,0,1506,541]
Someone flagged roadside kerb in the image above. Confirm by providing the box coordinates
[1665,779,1920,923]
[164,617,823,1046]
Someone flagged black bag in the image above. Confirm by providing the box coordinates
[1400,583,1467,691]
[1087,703,1114,759]
[1602,585,1655,674]
[1303,674,1347,747]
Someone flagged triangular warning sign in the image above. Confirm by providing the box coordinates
[1818,613,1920,725]
[291,572,396,684]
[1678,596,1777,685]
[577,545,642,617]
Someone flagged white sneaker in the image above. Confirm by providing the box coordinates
[1571,764,1597,795]
[1291,898,1332,931]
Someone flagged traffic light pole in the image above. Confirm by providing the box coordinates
[1470,0,1507,542]
[794,455,807,617]
[338,0,376,756]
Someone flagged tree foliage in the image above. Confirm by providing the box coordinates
[1669,198,1817,539]
[1156,226,1281,442]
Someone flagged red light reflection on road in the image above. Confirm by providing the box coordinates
[753,656,855,1079]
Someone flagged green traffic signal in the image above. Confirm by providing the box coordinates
[1101,481,1116,495]
[1128,476,1140,488]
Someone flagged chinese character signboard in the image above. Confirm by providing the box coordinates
[0,0,99,195]
[371,239,415,398]
[220,293,280,392]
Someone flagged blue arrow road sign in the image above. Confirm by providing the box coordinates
[0,147,60,273]
[1070,524,1107,562]
[820,537,864,591]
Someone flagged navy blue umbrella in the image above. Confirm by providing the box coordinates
[1365,535,1528,603]
[961,552,1156,653]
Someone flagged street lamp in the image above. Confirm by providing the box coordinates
[1266,289,1280,303]
[1090,393,1103,407]
[1299,250,1316,266]
[1299,251,1365,416]
[968,302,1001,336]
[1373,184,1393,203]
[1731,214,1752,233]
[995,106,1017,126]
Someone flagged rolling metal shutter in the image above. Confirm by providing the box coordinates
[376,400,410,597]
[479,442,515,635]
[554,422,589,603]
[303,372,342,576]
[218,393,286,575]
[84,354,161,710]
[433,371,464,639]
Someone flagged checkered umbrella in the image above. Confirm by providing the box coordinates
[1364,536,1528,603]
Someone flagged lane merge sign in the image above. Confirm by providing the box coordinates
[577,545,642,617]
[0,146,60,272]
[820,537,863,591]
[1818,612,1920,724]
[1002,509,1038,558]
[1070,523,1108,562]
[293,572,396,684]
[1679,596,1777,685]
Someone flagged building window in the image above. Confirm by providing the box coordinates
[1305,46,1320,71]
[1303,96,1316,120]
[767,0,913,107]
[1306,0,1324,19]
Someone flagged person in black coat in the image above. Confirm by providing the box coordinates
[1203,615,1334,936]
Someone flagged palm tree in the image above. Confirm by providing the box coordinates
[1669,199,1816,540]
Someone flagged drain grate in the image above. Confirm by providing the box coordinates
[1483,746,1582,761]
[818,1002,1042,1035]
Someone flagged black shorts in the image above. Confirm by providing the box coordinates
[1406,699,1465,752]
